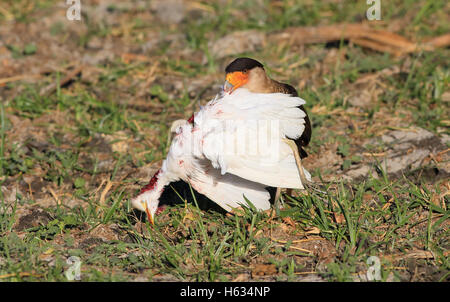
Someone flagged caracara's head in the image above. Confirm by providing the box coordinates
[131,169,163,225]
[223,57,269,94]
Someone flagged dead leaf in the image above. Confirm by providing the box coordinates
[230,207,245,216]
[430,193,441,207]
[251,264,277,277]
[305,227,321,235]
[282,216,297,227]
[279,223,291,233]
[334,212,345,224]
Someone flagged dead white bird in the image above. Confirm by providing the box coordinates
[131,88,310,224]
[131,121,272,224]
[173,58,312,203]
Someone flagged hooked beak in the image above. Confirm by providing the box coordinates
[223,80,234,93]
[224,71,248,94]
[144,202,154,225]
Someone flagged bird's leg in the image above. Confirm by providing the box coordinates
[282,138,308,188]
[274,187,283,210]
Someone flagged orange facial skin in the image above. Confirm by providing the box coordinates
[224,71,249,93]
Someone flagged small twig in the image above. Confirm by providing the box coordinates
[275,23,450,56]
[294,271,318,275]
[0,272,42,279]
[407,214,444,229]
[39,65,83,97]
[99,180,113,205]
[93,178,107,196]
[28,182,33,200]
[273,244,313,254]
[436,148,450,157]
[383,250,450,262]
[362,152,386,157]
[48,187,60,207]
[0,74,41,85]
[271,237,326,244]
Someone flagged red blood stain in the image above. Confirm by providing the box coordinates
[179,160,184,165]
[139,169,161,194]
[188,114,194,124]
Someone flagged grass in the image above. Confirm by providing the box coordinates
[0,171,447,281]
[0,0,448,281]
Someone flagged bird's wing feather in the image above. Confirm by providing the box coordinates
[194,89,307,140]
[165,122,271,212]
[194,89,310,189]
[188,160,271,211]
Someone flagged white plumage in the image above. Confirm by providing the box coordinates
[131,121,271,216]
[193,88,311,188]
[131,88,310,222]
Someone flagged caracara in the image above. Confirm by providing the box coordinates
[223,57,311,160]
